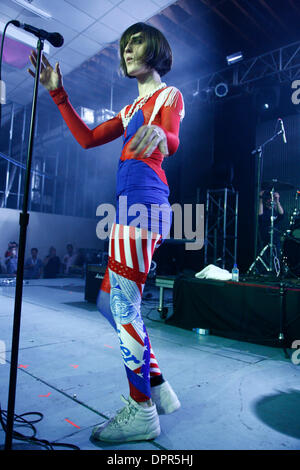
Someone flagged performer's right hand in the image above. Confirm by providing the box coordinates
[28,50,63,91]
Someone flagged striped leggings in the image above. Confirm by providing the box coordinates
[97,222,163,402]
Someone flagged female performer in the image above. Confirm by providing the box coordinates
[29,22,184,443]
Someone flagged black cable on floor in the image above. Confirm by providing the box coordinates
[142,301,173,324]
[0,402,80,450]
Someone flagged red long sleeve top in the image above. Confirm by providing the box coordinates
[50,85,184,193]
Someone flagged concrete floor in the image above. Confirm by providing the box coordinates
[0,277,299,451]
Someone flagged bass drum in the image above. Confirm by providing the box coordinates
[282,217,300,277]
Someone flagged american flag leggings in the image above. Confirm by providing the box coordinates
[97,222,163,402]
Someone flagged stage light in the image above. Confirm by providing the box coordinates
[192,79,199,97]
[254,86,280,113]
[11,0,52,20]
[214,82,228,98]
[226,51,243,65]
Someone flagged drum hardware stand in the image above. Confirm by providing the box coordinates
[247,122,285,276]
[278,280,290,359]
[247,185,280,276]
[280,190,300,279]
[250,249,290,359]
[279,244,299,280]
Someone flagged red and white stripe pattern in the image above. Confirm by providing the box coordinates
[150,348,162,377]
[109,223,162,275]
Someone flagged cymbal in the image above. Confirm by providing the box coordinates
[261,179,295,191]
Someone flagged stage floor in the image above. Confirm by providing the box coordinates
[0,278,299,451]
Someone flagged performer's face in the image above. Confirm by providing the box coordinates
[264,198,272,208]
[123,32,150,77]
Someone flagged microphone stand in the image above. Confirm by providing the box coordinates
[247,127,284,275]
[4,38,44,451]
[247,127,290,359]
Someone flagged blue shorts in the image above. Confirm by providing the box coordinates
[115,188,172,242]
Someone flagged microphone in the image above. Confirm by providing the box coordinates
[278,118,287,144]
[11,20,64,48]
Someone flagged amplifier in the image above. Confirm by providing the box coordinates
[85,264,106,303]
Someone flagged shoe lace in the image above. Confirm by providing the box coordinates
[110,396,137,427]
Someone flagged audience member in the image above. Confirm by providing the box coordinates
[5,243,18,275]
[43,246,60,278]
[24,248,43,279]
[62,244,77,275]
[5,241,17,259]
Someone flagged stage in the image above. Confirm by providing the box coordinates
[170,275,300,348]
[0,277,300,451]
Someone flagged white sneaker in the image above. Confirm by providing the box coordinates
[91,396,160,443]
[151,381,181,414]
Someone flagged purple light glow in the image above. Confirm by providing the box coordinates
[1,34,31,69]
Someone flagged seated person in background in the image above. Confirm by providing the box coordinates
[24,248,43,279]
[5,241,18,262]
[259,190,284,255]
[72,248,86,275]
[5,243,18,275]
[5,241,17,256]
[62,244,77,275]
[43,246,60,278]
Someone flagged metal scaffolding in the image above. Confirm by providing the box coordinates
[0,101,95,218]
[181,40,300,99]
[204,188,239,270]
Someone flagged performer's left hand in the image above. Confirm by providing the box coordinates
[129,125,168,158]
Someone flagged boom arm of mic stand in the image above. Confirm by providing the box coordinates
[4,39,44,451]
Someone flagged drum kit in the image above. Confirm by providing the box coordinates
[247,178,300,278]
[281,185,300,278]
